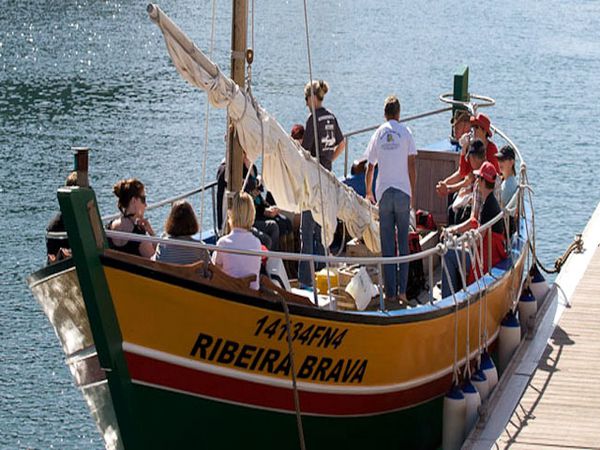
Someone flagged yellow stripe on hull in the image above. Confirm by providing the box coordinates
[105,252,524,388]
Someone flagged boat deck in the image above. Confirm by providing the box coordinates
[495,245,600,448]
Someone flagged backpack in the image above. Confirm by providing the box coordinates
[407,231,427,300]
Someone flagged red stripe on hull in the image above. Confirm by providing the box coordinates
[124,352,450,416]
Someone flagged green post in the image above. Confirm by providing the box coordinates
[453,65,470,116]
[58,185,144,449]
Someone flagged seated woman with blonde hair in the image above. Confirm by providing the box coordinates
[153,201,209,264]
[212,192,262,290]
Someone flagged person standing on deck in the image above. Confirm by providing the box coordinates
[365,95,417,309]
[298,80,345,289]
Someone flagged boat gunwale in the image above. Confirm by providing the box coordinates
[99,232,526,326]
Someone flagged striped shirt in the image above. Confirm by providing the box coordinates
[153,235,208,265]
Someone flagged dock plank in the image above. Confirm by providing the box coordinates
[496,247,600,449]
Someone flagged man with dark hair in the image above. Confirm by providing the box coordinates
[442,161,507,298]
[365,95,417,309]
[448,140,487,224]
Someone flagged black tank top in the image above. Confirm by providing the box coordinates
[107,215,147,256]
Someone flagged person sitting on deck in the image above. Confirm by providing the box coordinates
[153,201,209,265]
[447,140,489,225]
[441,162,507,298]
[46,171,78,264]
[435,110,473,198]
[107,178,156,258]
[212,192,262,290]
[436,112,500,218]
[365,95,417,309]
[496,144,519,209]
[290,123,305,143]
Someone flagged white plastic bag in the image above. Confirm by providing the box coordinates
[345,266,377,311]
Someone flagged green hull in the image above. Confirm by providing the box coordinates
[131,383,443,449]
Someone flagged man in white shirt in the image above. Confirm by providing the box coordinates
[365,95,417,309]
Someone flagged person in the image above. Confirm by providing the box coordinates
[212,192,262,290]
[298,79,345,288]
[435,110,472,197]
[441,161,507,298]
[291,123,305,143]
[365,95,417,309]
[447,140,487,225]
[107,178,156,258]
[46,171,78,264]
[245,176,280,251]
[436,112,499,200]
[496,145,519,208]
[153,201,209,264]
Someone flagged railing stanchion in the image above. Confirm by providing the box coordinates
[488,226,492,274]
[377,263,385,311]
[343,137,349,179]
[428,254,434,304]
[211,184,218,237]
[309,259,318,307]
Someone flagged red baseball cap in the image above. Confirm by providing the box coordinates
[473,161,497,183]
[470,113,492,137]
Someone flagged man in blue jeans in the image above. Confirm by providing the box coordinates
[365,95,417,309]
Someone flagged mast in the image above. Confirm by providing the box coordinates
[226,0,248,196]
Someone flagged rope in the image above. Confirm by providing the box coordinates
[441,241,461,384]
[471,232,490,348]
[466,231,484,366]
[531,235,584,274]
[301,0,333,307]
[198,0,218,236]
[279,294,306,450]
[461,239,472,379]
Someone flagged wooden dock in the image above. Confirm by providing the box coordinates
[464,203,600,450]
[494,244,600,449]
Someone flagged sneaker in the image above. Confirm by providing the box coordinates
[399,295,418,308]
[384,297,405,311]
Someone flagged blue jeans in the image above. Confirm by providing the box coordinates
[441,249,472,298]
[298,210,325,286]
[379,188,410,298]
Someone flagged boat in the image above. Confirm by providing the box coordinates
[27,3,534,449]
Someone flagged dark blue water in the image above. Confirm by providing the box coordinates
[1,0,599,447]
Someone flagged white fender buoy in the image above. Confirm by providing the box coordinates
[499,311,521,373]
[462,379,481,437]
[481,351,498,391]
[443,384,466,450]
[471,368,489,401]
[529,264,549,307]
[518,288,537,335]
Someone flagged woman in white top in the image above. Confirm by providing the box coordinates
[212,192,262,290]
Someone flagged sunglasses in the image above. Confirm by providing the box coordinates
[139,194,147,204]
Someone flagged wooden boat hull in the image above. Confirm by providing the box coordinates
[96,237,525,449]
[30,185,528,449]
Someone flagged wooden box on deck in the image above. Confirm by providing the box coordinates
[414,148,460,226]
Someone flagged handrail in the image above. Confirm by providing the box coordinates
[343,106,453,139]
[104,202,510,265]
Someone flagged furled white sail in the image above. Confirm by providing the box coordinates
[148,4,380,252]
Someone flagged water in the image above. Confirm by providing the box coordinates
[1,0,599,447]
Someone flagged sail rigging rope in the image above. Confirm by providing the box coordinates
[198,0,218,236]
